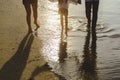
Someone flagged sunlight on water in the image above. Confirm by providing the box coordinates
[37,0,120,80]
[47,14,59,25]
[38,1,60,63]
[42,39,59,62]
[47,1,58,11]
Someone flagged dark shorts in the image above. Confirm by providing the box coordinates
[59,8,68,16]
[23,0,37,4]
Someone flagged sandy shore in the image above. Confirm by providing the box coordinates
[0,0,59,80]
[1,0,120,80]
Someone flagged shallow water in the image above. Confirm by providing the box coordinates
[37,0,120,80]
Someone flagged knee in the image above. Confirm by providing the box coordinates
[27,12,31,17]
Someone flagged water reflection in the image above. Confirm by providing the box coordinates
[58,40,80,80]
[79,30,98,80]
[59,41,67,63]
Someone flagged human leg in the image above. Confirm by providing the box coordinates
[85,2,92,28]
[92,1,99,31]
[24,4,32,33]
[31,2,40,31]
[65,14,68,36]
[60,14,64,39]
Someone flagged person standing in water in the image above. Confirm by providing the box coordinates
[22,0,40,33]
[58,0,69,38]
[85,0,99,31]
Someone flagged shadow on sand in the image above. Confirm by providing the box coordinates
[28,63,52,80]
[0,32,34,80]
[28,40,67,80]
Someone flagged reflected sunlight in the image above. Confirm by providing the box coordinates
[47,1,58,11]
[38,1,60,63]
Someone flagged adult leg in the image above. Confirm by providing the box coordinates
[85,2,92,28]
[92,1,99,39]
[24,4,32,33]
[31,2,40,31]
[92,1,99,31]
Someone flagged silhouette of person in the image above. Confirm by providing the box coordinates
[58,0,69,38]
[22,0,40,33]
[85,0,99,31]
[0,33,34,80]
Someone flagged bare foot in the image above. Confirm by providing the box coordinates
[28,29,32,33]
[34,21,40,31]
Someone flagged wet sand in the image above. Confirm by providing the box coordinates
[0,0,120,80]
[36,0,120,80]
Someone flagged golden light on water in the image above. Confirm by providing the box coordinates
[38,1,61,63]
[47,1,58,11]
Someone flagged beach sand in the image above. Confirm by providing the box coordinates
[0,0,120,80]
[0,0,59,80]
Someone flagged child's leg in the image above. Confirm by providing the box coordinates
[65,15,68,36]
[60,14,64,39]
[60,14,63,28]
[65,9,68,36]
